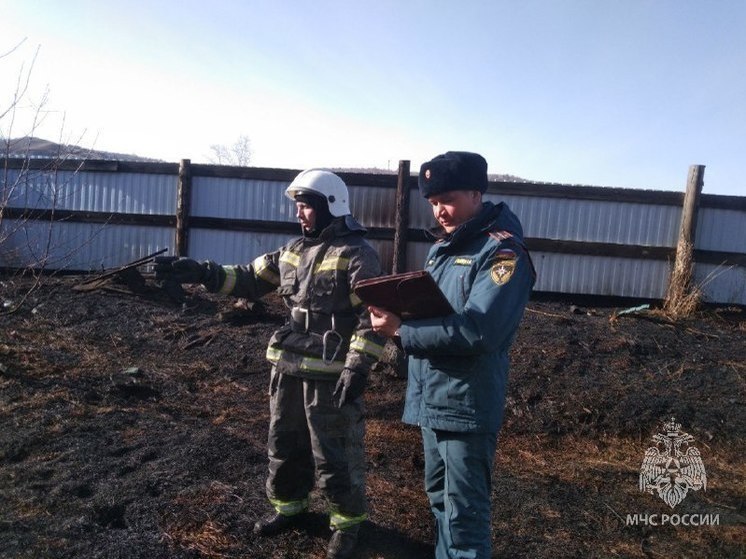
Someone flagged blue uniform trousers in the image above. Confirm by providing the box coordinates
[422,427,498,559]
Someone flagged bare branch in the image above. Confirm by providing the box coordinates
[0,43,40,123]
[0,37,28,60]
[207,134,252,166]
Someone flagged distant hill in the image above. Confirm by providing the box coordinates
[3,137,529,181]
[2,136,162,162]
[332,167,529,183]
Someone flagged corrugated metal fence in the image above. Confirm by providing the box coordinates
[1,158,744,304]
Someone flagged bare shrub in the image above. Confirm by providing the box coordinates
[1,41,94,313]
[663,239,702,319]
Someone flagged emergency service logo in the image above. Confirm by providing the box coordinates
[639,417,707,508]
[490,249,516,285]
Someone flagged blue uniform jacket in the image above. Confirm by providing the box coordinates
[400,201,535,433]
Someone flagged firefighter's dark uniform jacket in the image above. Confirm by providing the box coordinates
[201,215,384,529]
[400,201,536,432]
[202,215,385,378]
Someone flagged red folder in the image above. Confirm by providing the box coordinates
[353,270,454,320]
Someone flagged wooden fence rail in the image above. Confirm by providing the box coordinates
[1,157,745,304]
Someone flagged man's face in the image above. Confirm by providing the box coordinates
[428,190,482,233]
[295,201,317,232]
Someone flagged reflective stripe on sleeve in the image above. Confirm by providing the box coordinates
[219,266,237,294]
[349,334,385,359]
[253,255,280,285]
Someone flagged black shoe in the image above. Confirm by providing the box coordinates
[253,513,302,536]
[326,526,359,559]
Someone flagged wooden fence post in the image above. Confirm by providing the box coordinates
[391,160,411,274]
[665,164,705,312]
[175,159,192,257]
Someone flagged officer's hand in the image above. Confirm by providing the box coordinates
[333,368,367,408]
[369,305,401,338]
[154,256,206,284]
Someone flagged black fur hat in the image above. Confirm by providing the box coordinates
[418,151,488,198]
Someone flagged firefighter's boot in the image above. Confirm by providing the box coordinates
[253,513,302,536]
[326,525,359,559]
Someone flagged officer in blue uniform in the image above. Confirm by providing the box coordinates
[370,151,535,558]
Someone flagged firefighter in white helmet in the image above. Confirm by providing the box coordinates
[155,169,385,559]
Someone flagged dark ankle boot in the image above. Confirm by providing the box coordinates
[253,513,301,536]
[326,525,359,559]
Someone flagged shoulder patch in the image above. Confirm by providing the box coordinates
[491,249,517,285]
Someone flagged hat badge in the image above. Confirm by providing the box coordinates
[425,169,431,180]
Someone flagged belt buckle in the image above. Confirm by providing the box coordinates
[293,307,310,332]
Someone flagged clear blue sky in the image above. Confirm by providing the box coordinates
[2,0,744,195]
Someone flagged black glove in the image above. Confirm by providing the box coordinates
[154,256,207,284]
[333,368,367,408]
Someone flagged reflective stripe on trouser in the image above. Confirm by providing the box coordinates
[266,367,367,526]
[422,427,498,559]
[269,496,309,517]
[330,510,367,531]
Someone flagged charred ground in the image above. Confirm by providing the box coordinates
[0,274,744,558]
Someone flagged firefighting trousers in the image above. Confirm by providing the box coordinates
[265,367,367,529]
[422,427,498,559]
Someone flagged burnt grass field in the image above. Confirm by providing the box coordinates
[0,273,744,559]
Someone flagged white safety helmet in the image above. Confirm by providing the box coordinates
[285,169,351,217]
